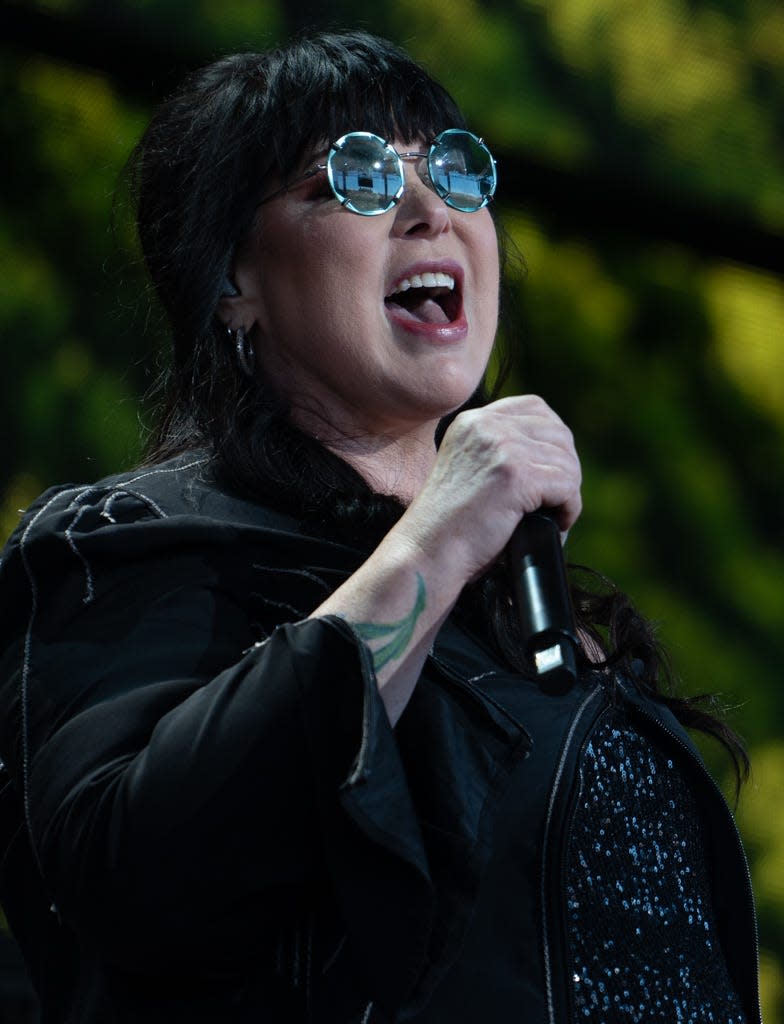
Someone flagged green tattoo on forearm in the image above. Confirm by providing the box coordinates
[350,573,427,671]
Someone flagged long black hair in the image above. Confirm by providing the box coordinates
[129,30,747,790]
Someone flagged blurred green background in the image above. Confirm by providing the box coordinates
[1,0,782,1019]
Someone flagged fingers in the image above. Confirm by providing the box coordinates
[456,397,576,460]
[449,395,581,520]
[399,394,582,584]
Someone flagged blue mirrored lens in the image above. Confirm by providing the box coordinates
[327,133,404,215]
[429,130,496,212]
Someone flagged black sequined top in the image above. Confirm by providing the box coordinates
[565,708,747,1023]
[403,612,757,1024]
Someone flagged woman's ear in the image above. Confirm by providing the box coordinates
[216,275,245,329]
[217,238,269,332]
[222,275,240,298]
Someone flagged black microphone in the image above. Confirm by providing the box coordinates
[506,510,579,693]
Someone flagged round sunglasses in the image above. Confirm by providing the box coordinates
[261,129,497,216]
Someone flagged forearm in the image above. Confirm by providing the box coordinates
[310,529,467,725]
[311,396,582,725]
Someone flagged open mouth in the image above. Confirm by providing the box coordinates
[384,271,462,325]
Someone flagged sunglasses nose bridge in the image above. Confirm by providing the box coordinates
[397,152,434,198]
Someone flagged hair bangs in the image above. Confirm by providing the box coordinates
[265,33,467,184]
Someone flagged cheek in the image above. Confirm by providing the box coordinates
[475,239,500,324]
[465,214,500,294]
[483,247,501,327]
[310,230,384,317]
[257,223,340,328]
[478,215,501,279]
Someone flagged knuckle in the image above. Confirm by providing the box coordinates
[528,394,551,415]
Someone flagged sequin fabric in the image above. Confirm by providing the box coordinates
[565,709,746,1023]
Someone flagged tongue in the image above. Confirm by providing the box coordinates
[388,296,450,324]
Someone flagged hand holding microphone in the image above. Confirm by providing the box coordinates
[397,396,582,685]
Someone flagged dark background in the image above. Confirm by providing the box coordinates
[1,0,782,1019]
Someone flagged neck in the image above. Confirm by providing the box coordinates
[328,431,438,505]
[290,403,440,504]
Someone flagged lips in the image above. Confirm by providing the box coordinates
[384,262,467,340]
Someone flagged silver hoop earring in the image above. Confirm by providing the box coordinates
[230,326,255,378]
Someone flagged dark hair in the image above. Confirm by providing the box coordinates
[130,30,747,791]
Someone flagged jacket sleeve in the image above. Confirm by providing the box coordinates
[0,484,431,979]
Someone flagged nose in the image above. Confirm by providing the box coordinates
[390,162,451,238]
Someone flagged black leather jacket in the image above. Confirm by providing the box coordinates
[0,454,761,1023]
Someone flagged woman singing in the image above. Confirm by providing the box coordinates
[0,30,759,1024]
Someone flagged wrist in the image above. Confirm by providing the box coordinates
[388,502,486,592]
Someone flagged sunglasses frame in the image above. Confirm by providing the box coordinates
[261,129,497,216]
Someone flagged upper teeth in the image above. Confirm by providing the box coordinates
[390,272,455,295]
